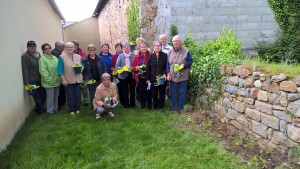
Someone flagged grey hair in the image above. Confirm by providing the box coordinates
[65,42,75,47]
[159,34,167,39]
[172,35,181,42]
[55,40,64,47]
[102,73,111,79]
[153,40,162,46]
[122,40,130,47]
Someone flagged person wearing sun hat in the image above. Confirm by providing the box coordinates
[21,40,46,114]
[93,73,118,119]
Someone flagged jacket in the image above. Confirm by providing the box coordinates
[82,55,107,82]
[21,51,41,85]
[115,52,135,79]
[146,52,168,83]
[39,54,60,88]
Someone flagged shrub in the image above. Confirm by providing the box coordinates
[183,28,242,107]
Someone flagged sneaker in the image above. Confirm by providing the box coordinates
[70,112,75,115]
[108,112,115,117]
[76,110,80,114]
[96,114,101,119]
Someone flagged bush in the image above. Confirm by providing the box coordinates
[183,28,242,106]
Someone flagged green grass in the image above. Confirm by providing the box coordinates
[240,57,300,78]
[0,105,251,169]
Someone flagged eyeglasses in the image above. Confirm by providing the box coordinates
[89,49,96,51]
[44,47,51,50]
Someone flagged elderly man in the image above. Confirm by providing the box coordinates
[167,35,193,113]
[21,40,46,114]
[159,34,173,54]
[51,40,66,109]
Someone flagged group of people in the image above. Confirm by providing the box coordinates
[21,34,193,119]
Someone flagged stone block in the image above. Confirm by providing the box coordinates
[254,80,262,88]
[220,65,226,75]
[245,108,261,121]
[257,90,269,101]
[292,75,300,87]
[237,88,249,97]
[280,120,287,132]
[214,103,226,116]
[230,120,243,130]
[257,139,268,149]
[252,72,260,80]
[221,0,237,7]
[236,114,250,127]
[273,110,292,122]
[271,131,299,148]
[279,91,288,107]
[225,66,233,75]
[280,81,297,93]
[242,77,254,87]
[252,120,268,138]
[233,65,251,79]
[227,108,239,119]
[287,100,300,117]
[273,105,286,111]
[223,97,231,107]
[269,93,279,104]
[259,74,267,81]
[287,93,300,101]
[238,78,243,87]
[287,125,300,143]
[225,85,237,94]
[250,88,259,99]
[243,98,254,105]
[255,100,272,115]
[227,76,239,85]
[271,73,287,82]
[266,82,279,93]
[267,128,273,139]
[292,119,300,127]
[232,99,245,113]
[261,113,279,130]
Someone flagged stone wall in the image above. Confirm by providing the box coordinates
[214,65,300,151]
[153,0,279,49]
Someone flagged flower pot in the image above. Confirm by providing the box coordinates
[28,90,35,95]
[121,72,129,78]
[87,84,94,90]
[159,78,165,85]
[73,67,81,74]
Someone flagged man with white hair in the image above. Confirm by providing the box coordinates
[166,35,193,113]
[159,34,173,54]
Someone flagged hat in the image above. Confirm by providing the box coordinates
[27,40,36,47]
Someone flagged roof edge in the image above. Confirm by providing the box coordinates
[92,0,108,17]
[48,0,66,23]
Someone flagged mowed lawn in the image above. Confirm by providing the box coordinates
[0,105,251,169]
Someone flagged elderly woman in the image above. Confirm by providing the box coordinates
[115,41,136,108]
[132,42,152,109]
[111,43,124,105]
[93,73,117,119]
[39,43,60,114]
[146,41,168,109]
[82,44,107,110]
[97,43,113,76]
[57,42,83,115]
[167,35,193,113]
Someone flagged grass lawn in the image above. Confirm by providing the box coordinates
[0,105,251,169]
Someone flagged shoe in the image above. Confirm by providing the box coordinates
[108,112,115,117]
[70,112,75,115]
[96,114,101,119]
[179,109,184,114]
[76,110,80,114]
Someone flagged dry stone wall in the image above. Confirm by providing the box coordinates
[215,65,300,151]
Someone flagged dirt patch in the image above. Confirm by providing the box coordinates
[180,110,300,169]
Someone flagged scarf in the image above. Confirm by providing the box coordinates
[124,52,131,68]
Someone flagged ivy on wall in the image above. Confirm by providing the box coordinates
[126,0,141,43]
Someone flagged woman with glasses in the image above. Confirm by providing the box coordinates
[39,43,60,114]
[82,44,107,110]
[57,42,83,115]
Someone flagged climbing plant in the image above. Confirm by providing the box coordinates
[183,28,242,107]
[126,0,141,43]
[257,0,300,63]
[169,24,179,45]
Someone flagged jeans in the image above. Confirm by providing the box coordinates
[29,81,46,114]
[65,83,81,112]
[81,85,89,104]
[170,80,188,111]
[45,87,59,114]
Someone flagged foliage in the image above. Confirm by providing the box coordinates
[169,24,179,45]
[126,0,141,43]
[257,1,300,63]
[0,106,251,168]
[183,27,242,106]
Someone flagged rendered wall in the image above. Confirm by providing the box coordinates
[64,17,101,54]
[0,0,63,152]
[98,0,130,53]
[153,0,279,49]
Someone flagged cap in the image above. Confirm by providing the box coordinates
[27,40,36,47]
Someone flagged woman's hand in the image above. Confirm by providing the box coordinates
[167,73,171,81]
[62,79,68,86]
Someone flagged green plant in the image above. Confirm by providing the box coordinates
[257,1,300,63]
[126,0,141,43]
[183,27,242,107]
[235,135,245,146]
[169,24,179,45]
[248,155,267,168]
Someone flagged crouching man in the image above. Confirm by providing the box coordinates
[93,73,118,119]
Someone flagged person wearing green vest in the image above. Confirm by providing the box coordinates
[39,43,60,114]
